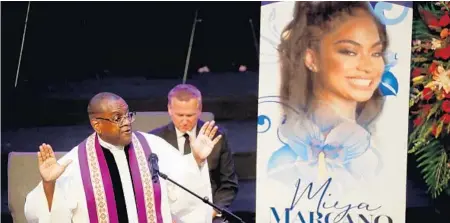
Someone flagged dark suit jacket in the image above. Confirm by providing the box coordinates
[149,120,239,210]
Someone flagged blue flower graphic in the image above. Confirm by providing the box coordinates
[258,96,382,190]
[271,118,371,173]
[378,51,400,96]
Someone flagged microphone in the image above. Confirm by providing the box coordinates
[150,153,160,183]
[148,153,245,223]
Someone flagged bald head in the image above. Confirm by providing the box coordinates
[87,92,132,146]
[87,92,124,118]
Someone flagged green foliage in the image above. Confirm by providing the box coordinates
[414,139,450,198]
[410,1,450,198]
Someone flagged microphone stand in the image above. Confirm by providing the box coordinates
[158,171,245,223]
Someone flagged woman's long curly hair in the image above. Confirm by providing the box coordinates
[278,1,389,127]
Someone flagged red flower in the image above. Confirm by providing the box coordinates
[439,12,450,27]
[423,87,434,100]
[442,100,450,113]
[445,92,450,99]
[435,46,450,59]
[420,8,440,27]
[412,68,423,77]
[441,114,450,124]
[429,62,438,74]
[414,117,424,127]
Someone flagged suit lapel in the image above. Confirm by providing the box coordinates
[166,123,180,150]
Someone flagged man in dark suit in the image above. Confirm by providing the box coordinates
[150,84,239,222]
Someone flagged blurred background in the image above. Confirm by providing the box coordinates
[2,1,260,128]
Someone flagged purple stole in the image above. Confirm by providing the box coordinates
[78,131,163,223]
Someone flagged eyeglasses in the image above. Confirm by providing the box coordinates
[95,112,136,125]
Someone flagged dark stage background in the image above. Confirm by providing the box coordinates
[2,1,260,81]
[1,1,260,129]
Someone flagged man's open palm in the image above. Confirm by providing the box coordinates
[191,121,222,161]
[38,143,72,182]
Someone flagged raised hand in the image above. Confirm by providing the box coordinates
[191,121,222,162]
[38,143,72,183]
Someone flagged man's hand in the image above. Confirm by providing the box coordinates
[191,121,222,164]
[38,143,72,183]
[38,143,72,210]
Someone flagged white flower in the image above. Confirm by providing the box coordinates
[426,65,450,94]
[431,38,443,50]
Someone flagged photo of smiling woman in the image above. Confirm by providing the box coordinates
[257,1,412,222]
[266,1,389,193]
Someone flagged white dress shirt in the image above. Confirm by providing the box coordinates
[175,125,197,155]
[24,131,213,223]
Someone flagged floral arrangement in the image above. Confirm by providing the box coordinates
[410,1,450,198]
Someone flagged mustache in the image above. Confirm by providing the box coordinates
[119,123,131,128]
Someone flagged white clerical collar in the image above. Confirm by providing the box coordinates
[175,125,197,139]
[97,134,125,151]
